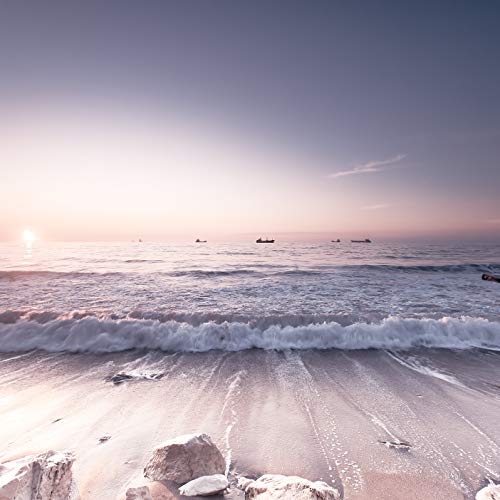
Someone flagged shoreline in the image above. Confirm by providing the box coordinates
[0,348,499,499]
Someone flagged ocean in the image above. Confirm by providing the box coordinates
[0,241,499,499]
[0,241,499,352]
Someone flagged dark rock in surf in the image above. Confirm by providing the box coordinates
[378,439,412,450]
[105,372,164,385]
[106,373,134,384]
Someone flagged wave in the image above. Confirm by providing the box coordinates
[0,310,361,328]
[273,270,323,276]
[124,259,164,263]
[0,315,498,353]
[0,269,260,280]
[0,270,122,279]
[335,263,500,273]
[1,263,498,281]
[168,269,260,278]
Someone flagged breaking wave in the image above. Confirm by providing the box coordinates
[0,314,498,353]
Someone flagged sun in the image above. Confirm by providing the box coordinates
[23,229,36,244]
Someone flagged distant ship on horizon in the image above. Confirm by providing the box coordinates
[195,238,207,243]
[351,238,372,243]
[256,237,275,243]
[331,239,341,242]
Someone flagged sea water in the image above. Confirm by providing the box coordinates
[0,241,499,352]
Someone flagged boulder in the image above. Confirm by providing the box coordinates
[126,486,153,500]
[144,434,225,484]
[237,477,254,491]
[0,450,78,500]
[476,483,500,500]
[244,474,339,500]
[178,474,228,496]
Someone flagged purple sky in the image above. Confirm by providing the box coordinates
[1,1,499,241]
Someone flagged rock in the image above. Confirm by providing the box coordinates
[121,481,186,500]
[244,474,339,500]
[126,486,153,500]
[0,450,78,499]
[178,474,229,496]
[106,373,164,385]
[237,477,254,490]
[476,483,500,500]
[143,433,225,484]
[378,439,411,450]
[106,373,135,384]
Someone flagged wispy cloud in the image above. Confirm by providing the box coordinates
[328,153,407,179]
[486,218,500,224]
[362,203,391,210]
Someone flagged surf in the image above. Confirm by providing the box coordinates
[0,315,498,353]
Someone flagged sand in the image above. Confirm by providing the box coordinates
[0,348,499,499]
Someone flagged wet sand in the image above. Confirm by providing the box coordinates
[0,348,499,499]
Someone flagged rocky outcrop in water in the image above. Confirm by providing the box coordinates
[476,482,500,500]
[178,474,229,496]
[143,433,225,484]
[105,372,164,385]
[242,474,339,500]
[0,450,78,499]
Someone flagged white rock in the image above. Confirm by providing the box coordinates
[237,477,254,490]
[143,433,225,484]
[476,483,500,500]
[0,458,32,499]
[125,486,153,500]
[179,474,229,496]
[244,474,339,500]
[0,450,78,500]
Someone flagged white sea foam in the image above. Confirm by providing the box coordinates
[0,315,498,353]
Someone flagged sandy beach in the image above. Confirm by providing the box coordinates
[3,0,500,496]
[0,348,498,499]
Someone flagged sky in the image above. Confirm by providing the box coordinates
[1,0,499,242]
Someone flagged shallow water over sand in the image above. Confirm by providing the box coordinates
[0,348,499,499]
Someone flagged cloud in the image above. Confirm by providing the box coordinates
[486,218,500,224]
[328,154,407,179]
[361,203,391,210]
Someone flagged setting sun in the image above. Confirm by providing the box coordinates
[22,229,36,243]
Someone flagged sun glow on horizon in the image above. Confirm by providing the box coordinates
[22,229,36,244]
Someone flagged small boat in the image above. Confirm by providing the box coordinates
[351,238,372,243]
[138,238,143,243]
[331,239,341,243]
[195,238,207,243]
[256,237,275,243]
